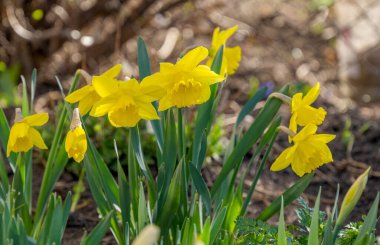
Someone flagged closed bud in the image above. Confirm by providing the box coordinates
[132,224,160,245]
[336,167,370,226]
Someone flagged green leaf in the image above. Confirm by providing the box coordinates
[81,211,114,245]
[130,127,156,203]
[30,68,37,113]
[354,192,379,245]
[128,133,140,226]
[322,185,339,245]
[158,110,177,211]
[191,46,224,170]
[157,160,184,227]
[21,76,29,116]
[257,172,314,221]
[201,217,211,244]
[278,196,287,245]
[210,207,227,244]
[115,140,131,231]
[34,73,80,232]
[235,86,267,128]
[211,85,289,197]
[240,117,281,215]
[189,163,211,214]
[0,149,9,191]
[308,188,321,245]
[137,36,164,152]
[138,183,149,232]
[0,108,16,171]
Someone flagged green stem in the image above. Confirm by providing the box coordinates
[240,129,279,216]
[177,108,186,161]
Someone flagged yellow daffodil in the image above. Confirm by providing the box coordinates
[65,108,87,162]
[289,83,327,135]
[65,64,122,115]
[270,124,335,177]
[207,25,242,75]
[141,46,224,111]
[90,76,164,127]
[7,109,48,156]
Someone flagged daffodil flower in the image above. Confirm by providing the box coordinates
[289,83,327,135]
[270,124,335,177]
[65,64,122,115]
[90,76,164,127]
[7,109,48,157]
[65,108,87,162]
[207,25,242,75]
[141,46,224,111]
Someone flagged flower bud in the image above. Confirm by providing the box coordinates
[132,224,160,245]
[336,167,370,226]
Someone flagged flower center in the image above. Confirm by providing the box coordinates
[168,78,204,107]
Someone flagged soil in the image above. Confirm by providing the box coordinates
[3,0,380,243]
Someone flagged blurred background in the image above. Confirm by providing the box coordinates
[1,0,379,242]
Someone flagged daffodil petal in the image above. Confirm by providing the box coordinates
[23,113,49,126]
[29,127,47,149]
[92,76,119,97]
[160,62,175,73]
[212,25,238,49]
[158,95,173,111]
[292,124,318,143]
[65,130,74,151]
[270,147,293,171]
[90,96,118,117]
[289,113,297,142]
[291,154,306,177]
[312,134,336,143]
[190,65,224,85]
[65,85,93,103]
[102,64,122,78]
[291,93,303,113]
[177,46,209,70]
[137,102,159,120]
[302,82,320,105]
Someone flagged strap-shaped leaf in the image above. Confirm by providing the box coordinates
[189,163,211,214]
[211,85,289,197]
[257,172,314,221]
[308,188,321,245]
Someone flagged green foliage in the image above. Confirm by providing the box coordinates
[236,218,277,244]
[0,34,378,245]
[296,197,326,234]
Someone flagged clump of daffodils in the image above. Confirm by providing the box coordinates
[270,83,335,177]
